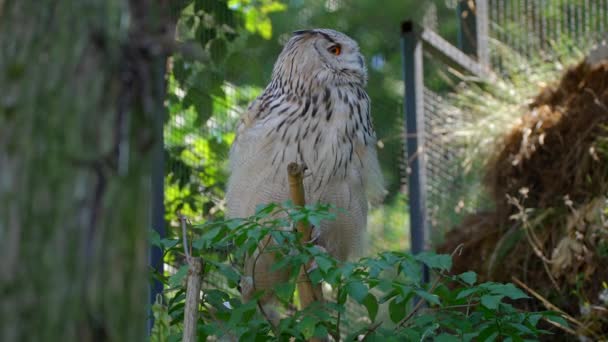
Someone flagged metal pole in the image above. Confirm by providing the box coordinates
[457,0,478,57]
[401,21,429,283]
[476,0,490,67]
[149,57,166,333]
[457,0,490,67]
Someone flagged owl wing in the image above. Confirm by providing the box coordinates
[226,98,292,219]
[317,137,383,260]
[361,136,386,205]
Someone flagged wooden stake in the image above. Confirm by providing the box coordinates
[183,258,203,342]
[287,163,324,307]
[180,215,203,342]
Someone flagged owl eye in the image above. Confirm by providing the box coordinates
[328,44,341,56]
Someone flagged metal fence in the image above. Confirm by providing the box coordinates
[401,0,608,256]
[400,14,490,275]
[490,0,608,57]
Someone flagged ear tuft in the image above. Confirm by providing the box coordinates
[292,29,313,36]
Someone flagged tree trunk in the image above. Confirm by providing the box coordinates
[0,0,174,340]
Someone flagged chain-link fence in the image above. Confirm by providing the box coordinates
[490,0,608,57]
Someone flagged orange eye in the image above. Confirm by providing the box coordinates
[328,45,341,56]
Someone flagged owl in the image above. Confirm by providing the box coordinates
[226,28,384,301]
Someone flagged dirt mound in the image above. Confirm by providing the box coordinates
[440,61,608,339]
[487,61,608,217]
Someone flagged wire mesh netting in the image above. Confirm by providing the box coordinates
[422,87,464,231]
[490,0,608,57]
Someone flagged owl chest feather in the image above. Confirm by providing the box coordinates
[253,84,373,196]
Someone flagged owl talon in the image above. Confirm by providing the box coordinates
[302,165,312,178]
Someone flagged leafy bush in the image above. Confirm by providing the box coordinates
[151,202,566,341]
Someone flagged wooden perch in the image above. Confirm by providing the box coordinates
[180,215,203,342]
[183,257,203,342]
[287,163,324,309]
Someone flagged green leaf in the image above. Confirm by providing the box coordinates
[527,313,543,326]
[435,333,459,342]
[339,262,356,279]
[545,314,568,328]
[362,294,379,321]
[150,229,161,248]
[203,289,230,311]
[298,316,317,339]
[414,252,452,271]
[168,264,189,287]
[508,323,534,336]
[379,288,399,304]
[456,287,480,300]
[168,333,181,342]
[401,259,422,283]
[313,324,329,338]
[209,38,228,61]
[216,263,240,288]
[274,282,295,303]
[255,203,277,216]
[307,214,322,227]
[193,94,213,127]
[226,219,244,230]
[458,271,477,285]
[388,297,407,323]
[308,268,323,284]
[480,294,504,310]
[346,280,368,303]
[227,305,245,327]
[483,283,529,300]
[196,25,216,47]
[161,238,179,250]
[204,226,224,241]
[415,289,441,305]
[314,255,334,273]
[337,286,348,304]
[477,325,499,342]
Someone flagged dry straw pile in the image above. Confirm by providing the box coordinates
[440,60,608,339]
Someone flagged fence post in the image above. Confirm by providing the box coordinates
[457,0,489,66]
[401,21,429,282]
[475,0,490,67]
[149,57,166,332]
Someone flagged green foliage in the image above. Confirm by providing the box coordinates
[151,295,180,342]
[151,202,564,340]
[229,0,287,39]
[165,0,279,223]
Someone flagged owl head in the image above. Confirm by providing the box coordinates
[271,28,367,89]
